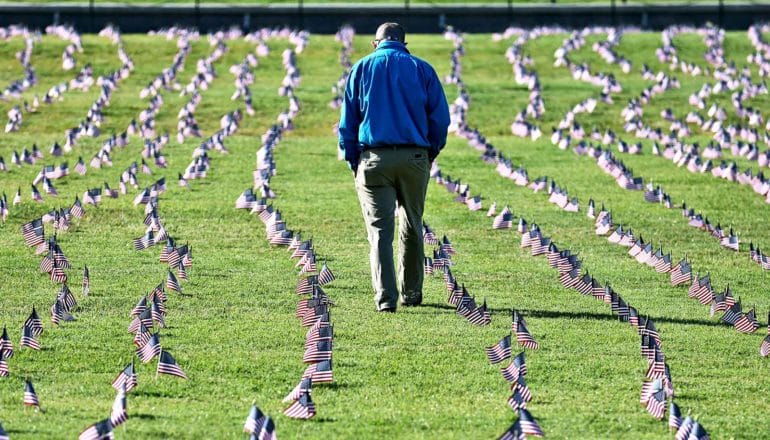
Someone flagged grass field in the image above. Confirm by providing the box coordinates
[0,26,769,439]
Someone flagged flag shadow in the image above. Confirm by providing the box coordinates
[419,303,737,328]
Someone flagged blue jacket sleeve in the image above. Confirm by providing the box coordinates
[424,66,450,158]
[338,63,361,167]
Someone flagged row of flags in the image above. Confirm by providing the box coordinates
[452,25,769,367]
[1,24,315,439]
[236,29,330,432]
[440,28,714,438]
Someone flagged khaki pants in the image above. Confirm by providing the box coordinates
[355,146,430,310]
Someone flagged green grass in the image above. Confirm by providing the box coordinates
[0,29,768,439]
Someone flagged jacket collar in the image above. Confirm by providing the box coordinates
[376,40,410,54]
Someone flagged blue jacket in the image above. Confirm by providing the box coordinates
[338,41,450,169]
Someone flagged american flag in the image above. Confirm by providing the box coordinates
[465,299,491,326]
[645,389,666,419]
[21,218,45,247]
[303,359,333,383]
[75,157,87,175]
[675,416,693,440]
[131,296,148,317]
[517,409,543,437]
[318,263,335,285]
[734,307,759,333]
[688,421,709,440]
[304,324,333,346]
[133,324,152,348]
[82,266,90,295]
[30,184,43,202]
[24,379,39,407]
[424,257,434,275]
[507,387,528,411]
[669,401,682,429]
[57,284,77,311]
[670,258,692,286]
[0,422,8,440]
[111,362,137,392]
[500,351,526,383]
[244,404,266,434]
[486,201,497,217]
[512,374,532,403]
[284,377,312,403]
[137,333,161,363]
[257,417,276,440]
[78,419,113,440]
[498,421,524,440]
[24,307,44,336]
[133,230,155,250]
[760,334,770,357]
[0,351,8,377]
[70,196,85,218]
[303,340,332,363]
[157,350,188,379]
[2,327,14,358]
[110,385,127,426]
[296,275,319,295]
[151,301,166,327]
[721,300,742,325]
[485,334,512,364]
[645,349,666,379]
[83,188,102,206]
[283,391,315,419]
[166,270,182,293]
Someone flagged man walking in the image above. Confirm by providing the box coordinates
[338,23,450,312]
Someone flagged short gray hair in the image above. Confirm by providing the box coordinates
[375,22,405,43]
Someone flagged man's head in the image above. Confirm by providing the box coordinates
[373,22,406,48]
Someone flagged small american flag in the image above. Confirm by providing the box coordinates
[500,351,526,383]
[157,350,188,379]
[760,334,770,357]
[78,419,113,440]
[137,333,161,363]
[70,196,85,218]
[498,421,524,440]
[517,409,543,437]
[688,421,709,440]
[111,362,137,392]
[0,351,8,377]
[110,385,127,426]
[675,416,693,440]
[30,184,43,202]
[645,389,666,419]
[734,307,759,333]
[166,271,182,293]
[24,379,39,407]
[244,404,266,434]
[318,263,335,285]
[303,359,333,383]
[303,340,332,363]
[21,218,45,247]
[82,266,90,295]
[721,300,742,325]
[0,422,8,440]
[24,307,43,336]
[1,327,14,358]
[669,401,682,429]
[283,377,312,403]
[485,334,512,364]
[283,390,315,419]
[670,258,692,286]
[75,157,87,175]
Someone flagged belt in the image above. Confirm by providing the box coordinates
[362,144,426,150]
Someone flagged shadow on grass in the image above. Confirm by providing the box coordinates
[419,302,735,328]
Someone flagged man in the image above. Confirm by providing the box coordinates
[338,23,450,313]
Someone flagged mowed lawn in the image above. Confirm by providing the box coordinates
[0,29,768,439]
